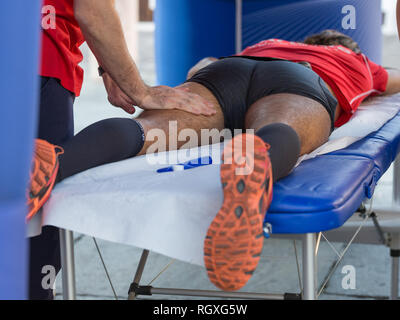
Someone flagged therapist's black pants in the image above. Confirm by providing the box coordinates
[29,77,75,300]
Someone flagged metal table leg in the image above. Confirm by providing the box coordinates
[302,233,316,300]
[128,249,149,300]
[235,0,243,54]
[391,234,400,300]
[60,229,76,300]
[391,253,399,300]
[393,156,400,206]
[391,156,400,300]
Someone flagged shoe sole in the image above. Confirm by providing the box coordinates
[204,134,273,291]
[27,156,60,221]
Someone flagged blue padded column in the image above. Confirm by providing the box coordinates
[155,0,236,87]
[0,0,41,299]
[242,0,382,63]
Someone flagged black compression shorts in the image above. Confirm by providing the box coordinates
[186,56,338,132]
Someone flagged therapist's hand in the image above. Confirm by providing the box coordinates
[139,85,216,116]
[102,72,136,114]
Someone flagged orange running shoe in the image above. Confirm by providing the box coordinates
[204,133,273,291]
[26,139,64,220]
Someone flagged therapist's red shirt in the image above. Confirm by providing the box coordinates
[40,0,85,96]
[239,39,389,127]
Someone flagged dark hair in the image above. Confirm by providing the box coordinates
[303,29,361,54]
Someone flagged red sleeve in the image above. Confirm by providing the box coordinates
[366,57,389,94]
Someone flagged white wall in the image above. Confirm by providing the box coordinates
[115,0,139,61]
[149,0,156,11]
[382,0,398,35]
[82,0,139,81]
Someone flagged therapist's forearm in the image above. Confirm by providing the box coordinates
[74,0,148,105]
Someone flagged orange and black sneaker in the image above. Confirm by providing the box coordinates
[27,139,64,221]
[204,133,273,291]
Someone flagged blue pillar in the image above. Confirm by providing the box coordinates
[155,0,382,86]
[155,0,236,86]
[0,0,41,299]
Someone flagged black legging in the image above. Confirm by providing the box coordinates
[57,118,145,182]
[256,123,300,182]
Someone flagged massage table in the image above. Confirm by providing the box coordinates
[27,94,400,300]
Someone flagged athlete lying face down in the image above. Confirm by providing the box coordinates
[29,30,400,292]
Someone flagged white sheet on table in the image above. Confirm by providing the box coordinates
[30,94,400,266]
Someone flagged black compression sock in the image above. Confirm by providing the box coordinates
[255,123,301,182]
[56,118,145,182]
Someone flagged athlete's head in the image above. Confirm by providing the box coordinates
[303,29,361,54]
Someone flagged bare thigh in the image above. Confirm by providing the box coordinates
[136,82,225,155]
[244,93,332,155]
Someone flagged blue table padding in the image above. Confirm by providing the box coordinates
[265,113,400,234]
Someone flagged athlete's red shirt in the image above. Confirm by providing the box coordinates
[40,0,85,96]
[239,39,389,127]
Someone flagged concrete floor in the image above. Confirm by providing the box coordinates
[55,26,400,300]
